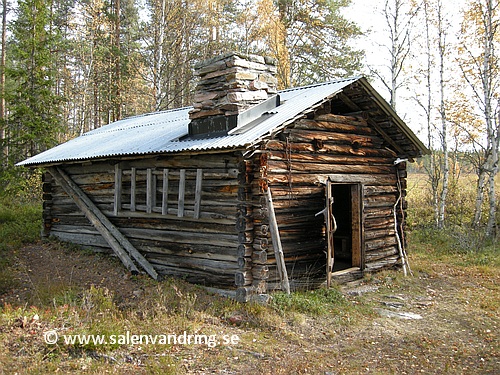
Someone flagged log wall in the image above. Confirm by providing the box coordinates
[256,111,407,291]
[43,153,243,287]
[41,111,409,295]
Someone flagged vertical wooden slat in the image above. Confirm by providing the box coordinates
[114,164,122,216]
[162,169,169,215]
[178,169,186,217]
[193,168,203,219]
[130,167,136,211]
[146,168,153,214]
[351,184,362,268]
[266,188,290,294]
[326,180,334,288]
[152,172,157,209]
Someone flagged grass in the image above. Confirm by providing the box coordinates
[0,173,499,373]
[0,199,41,294]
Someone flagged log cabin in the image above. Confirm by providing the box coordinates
[19,52,428,301]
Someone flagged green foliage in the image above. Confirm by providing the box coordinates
[6,0,63,164]
[270,286,349,316]
[410,226,499,267]
[0,198,41,250]
[0,166,42,201]
[406,172,489,229]
[0,196,41,294]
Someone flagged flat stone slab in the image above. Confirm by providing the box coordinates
[375,308,423,320]
[344,285,379,296]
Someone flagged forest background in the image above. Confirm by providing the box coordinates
[0,0,498,240]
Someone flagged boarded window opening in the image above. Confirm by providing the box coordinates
[114,165,203,219]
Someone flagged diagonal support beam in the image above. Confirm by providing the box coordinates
[266,188,290,294]
[48,167,159,280]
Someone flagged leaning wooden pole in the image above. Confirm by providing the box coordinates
[48,167,159,280]
[266,187,290,294]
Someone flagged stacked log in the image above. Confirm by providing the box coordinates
[46,152,243,288]
[235,159,255,296]
[259,108,406,288]
[189,52,278,120]
[42,172,54,238]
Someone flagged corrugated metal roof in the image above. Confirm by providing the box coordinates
[18,76,426,166]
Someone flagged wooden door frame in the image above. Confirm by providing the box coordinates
[325,180,364,287]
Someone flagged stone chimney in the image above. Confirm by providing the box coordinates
[188,52,278,138]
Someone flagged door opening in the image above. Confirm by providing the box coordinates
[325,181,362,286]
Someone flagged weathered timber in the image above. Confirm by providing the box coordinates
[114,164,122,215]
[331,268,365,284]
[267,151,395,166]
[283,129,384,148]
[48,167,147,277]
[151,264,235,287]
[238,257,252,270]
[265,173,398,186]
[58,168,160,279]
[235,270,253,286]
[293,119,376,135]
[267,160,394,174]
[364,255,400,271]
[266,188,290,294]
[237,244,253,257]
[120,227,238,248]
[365,228,396,240]
[365,246,399,262]
[50,230,110,249]
[264,140,398,158]
[193,168,203,219]
[145,254,238,275]
[314,113,368,125]
[252,265,269,280]
[365,236,398,251]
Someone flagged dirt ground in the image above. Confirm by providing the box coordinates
[1,241,499,374]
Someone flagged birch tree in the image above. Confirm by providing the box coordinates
[0,0,7,166]
[458,0,499,236]
[372,0,416,111]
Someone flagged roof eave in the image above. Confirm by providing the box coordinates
[357,77,430,157]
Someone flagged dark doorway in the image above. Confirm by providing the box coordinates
[325,182,362,286]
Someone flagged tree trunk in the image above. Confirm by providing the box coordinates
[437,0,448,229]
[473,168,486,228]
[0,0,7,166]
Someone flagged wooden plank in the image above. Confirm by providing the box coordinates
[266,188,290,294]
[50,167,139,275]
[294,119,375,135]
[267,160,394,174]
[49,167,159,280]
[130,167,136,211]
[268,151,394,166]
[351,184,363,268]
[114,164,122,216]
[178,169,186,217]
[194,168,203,219]
[162,169,169,215]
[146,168,153,214]
[326,180,333,288]
[264,140,398,158]
[284,129,383,147]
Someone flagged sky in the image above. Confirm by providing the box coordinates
[342,0,469,141]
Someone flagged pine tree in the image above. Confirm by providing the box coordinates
[7,0,63,161]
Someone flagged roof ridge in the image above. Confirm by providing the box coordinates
[278,76,362,94]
